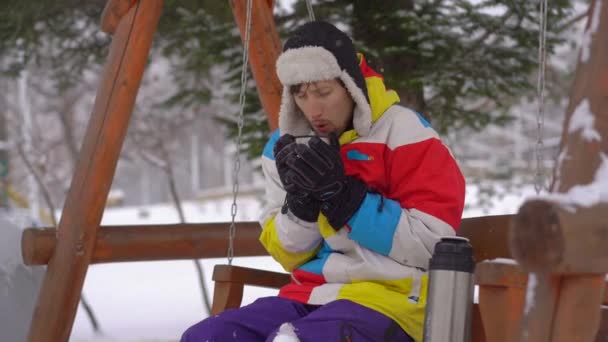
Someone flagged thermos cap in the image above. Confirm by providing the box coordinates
[429,237,475,273]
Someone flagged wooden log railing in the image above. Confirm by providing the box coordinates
[21,223,266,265]
[21,215,513,266]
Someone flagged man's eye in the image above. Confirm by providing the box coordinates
[318,91,330,97]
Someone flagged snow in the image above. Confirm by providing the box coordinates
[0,212,45,342]
[580,0,603,62]
[524,273,538,315]
[68,195,282,342]
[541,153,608,209]
[489,258,518,265]
[552,147,570,191]
[68,183,538,341]
[1,183,545,342]
[539,98,607,209]
[272,323,300,342]
[568,99,601,142]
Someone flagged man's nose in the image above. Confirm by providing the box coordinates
[307,99,324,118]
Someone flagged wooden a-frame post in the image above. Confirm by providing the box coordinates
[230,0,282,130]
[25,1,282,340]
[27,1,164,340]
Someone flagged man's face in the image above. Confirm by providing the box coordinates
[293,79,354,137]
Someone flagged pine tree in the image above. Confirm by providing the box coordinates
[0,0,580,161]
[286,0,574,132]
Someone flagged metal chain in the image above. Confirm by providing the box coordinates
[306,0,316,21]
[228,0,253,265]
[535,0,548,195]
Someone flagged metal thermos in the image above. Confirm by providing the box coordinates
[423,236,475,342]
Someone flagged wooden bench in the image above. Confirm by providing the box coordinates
[210,215,608,341]
[22,216,607,340]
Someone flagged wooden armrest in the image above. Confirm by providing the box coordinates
[211,265,291,315]
[212,264,291,289]
[474,260,528,342]
[475,260,528,288]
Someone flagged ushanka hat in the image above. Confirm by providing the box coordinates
[275,21,372,137]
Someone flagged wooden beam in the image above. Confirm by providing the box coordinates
[21,215,513,265]
[27,2,164,341]
[100,0,137,34]
[21,223,266,265]
[230,0,283,130]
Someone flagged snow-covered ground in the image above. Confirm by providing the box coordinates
[3,183,538,342]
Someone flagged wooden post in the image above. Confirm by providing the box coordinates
[100,0,137,34]
[511,0,608,340]
[475,261,528,342]
[552,275,606,342]
[517,274,562,342]
[230,0,283,130]
[27,1,164,341]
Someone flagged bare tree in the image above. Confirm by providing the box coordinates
[4,69,102,333]
[119,57,222,314]
[128,108,213,315]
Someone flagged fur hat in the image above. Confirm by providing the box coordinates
[275,21,372,137]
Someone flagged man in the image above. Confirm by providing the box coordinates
[182,20,465,342]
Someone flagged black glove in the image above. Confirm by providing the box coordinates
[284,134,367,229]
[283,192,320,222]
[274,134,297,192]
[274,134,320,222]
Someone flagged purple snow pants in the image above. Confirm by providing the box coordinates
[181,296,414,342]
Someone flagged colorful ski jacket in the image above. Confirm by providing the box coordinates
[259,56,465,341]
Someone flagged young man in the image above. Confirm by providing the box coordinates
[182,21,465,342]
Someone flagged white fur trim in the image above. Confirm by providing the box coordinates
[278,86,312,137]
[276,46,342,85]
[339,70,372,136]
[276,46,372,137]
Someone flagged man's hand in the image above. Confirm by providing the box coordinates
[283,134,344,199]
[274,134,297,192]
[274,133,320,222]
[284,134,367,229]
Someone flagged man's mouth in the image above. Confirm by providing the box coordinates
[313,121,331,133]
